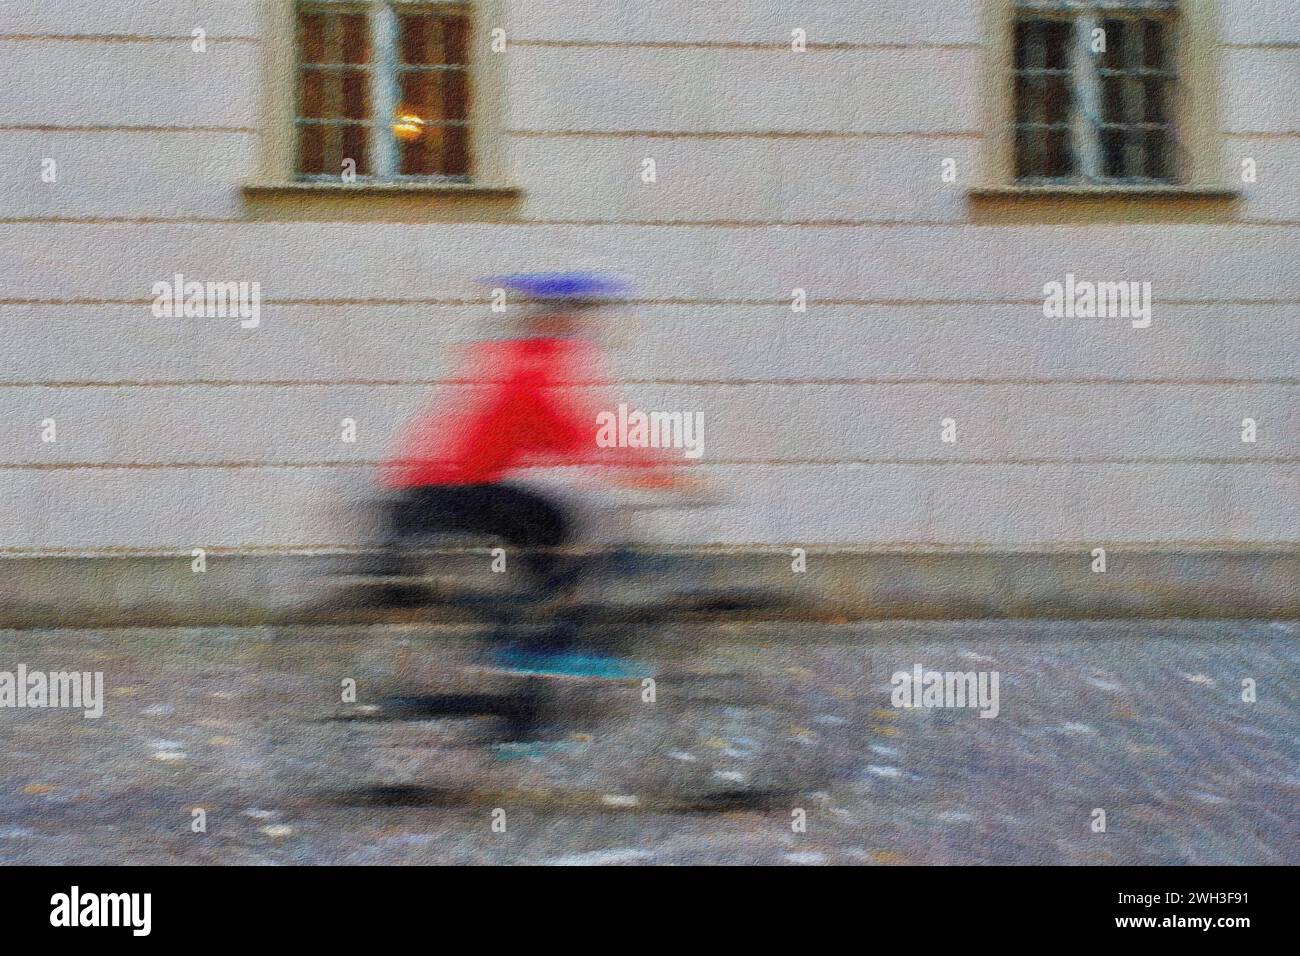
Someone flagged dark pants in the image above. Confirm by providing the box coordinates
[380,483,583,739]
[381,482,574,595]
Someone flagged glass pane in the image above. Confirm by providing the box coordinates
[1016,19,1045,70]
[340,70,369,120]
[340,122,369,173]
[1014,21,1032,70]
[1015,73,1041,126]
[1125,129,1148,179]
[442,125,471,176]
[1043,127,1073,178]
[398,124,471,177]
[1042,74,1072,125]
[1142,19,1168,70]
[1101,75,1126,123]
[444,65,470,121]
[1101,19,1125,70]
[339,12,370,64]
[1043,20,1071,71]
[399,127,439,176]
[299,124,325,175]
[1101,128,1122,178]
[399,70,443,121]
[399,11,469,65]
[299,69,326,119]
[444,14,470,65]
[1143,76,1168,123]
[1146,127,1174,180]
[299,12,326,63]
[399,12,438,65]
[399,125,434,177]
[1015,126,1043,179]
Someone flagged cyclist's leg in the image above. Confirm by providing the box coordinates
[476,483,574,597]
[471,483,579,659]
[368,485,499,606]
[375,488,429,559]
[360,488,442,605]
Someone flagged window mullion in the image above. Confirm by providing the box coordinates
[370,1,400,178]
[1071,15,1103,182]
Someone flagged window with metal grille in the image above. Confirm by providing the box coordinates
[1014,1,1179,184]
[295,1,471,181]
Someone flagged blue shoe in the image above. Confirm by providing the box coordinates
[489,647,653,681]
[490,739,590,762]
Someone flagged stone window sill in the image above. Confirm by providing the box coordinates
[243,180,521,198]
[240,179,523,221]
[969,184,1238,200]
[966,184,1241,223]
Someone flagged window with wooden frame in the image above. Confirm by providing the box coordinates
[1016,0,1181,183]
[248,0,511,195]
[296,1,472,181]
[978,0,1230,194]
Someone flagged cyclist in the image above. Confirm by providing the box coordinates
[373,272,683,677]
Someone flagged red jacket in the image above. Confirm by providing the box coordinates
[383,336,658,488]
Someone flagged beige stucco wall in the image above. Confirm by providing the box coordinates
[0,0,1296,556]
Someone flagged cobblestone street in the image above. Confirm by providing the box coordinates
[1,620,1297,865]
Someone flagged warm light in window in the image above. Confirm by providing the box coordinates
[393,111,426,141]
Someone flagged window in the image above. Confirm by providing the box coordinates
[1013,1,1179,184]
[294,0,473,182]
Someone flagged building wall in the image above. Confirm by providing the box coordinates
[1,0,1297,559]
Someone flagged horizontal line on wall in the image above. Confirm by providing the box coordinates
[510,129,1293,139]
[3,458,1296,473]
[0,36,975,51]
[3,34,1292,51]
[510,39,982,51]
[2,126,1293,141]
[3,216,1300,228]
[1220,41,1300,49]
[0,34,256,44]
[0,217,246,226]
[0,124,259,134]
[2,378,1296,389]
[1,125,980,140]
[3,297,1299,309]
[1,541,1295,559]
[0,217,956,227]
[505,129,984,140]
[3,296,1041,307]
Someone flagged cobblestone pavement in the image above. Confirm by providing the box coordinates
[1,620,1296,865]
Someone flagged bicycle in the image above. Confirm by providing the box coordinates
[282,493,836,812]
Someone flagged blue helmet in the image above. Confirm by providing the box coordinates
[482,271,629,302]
